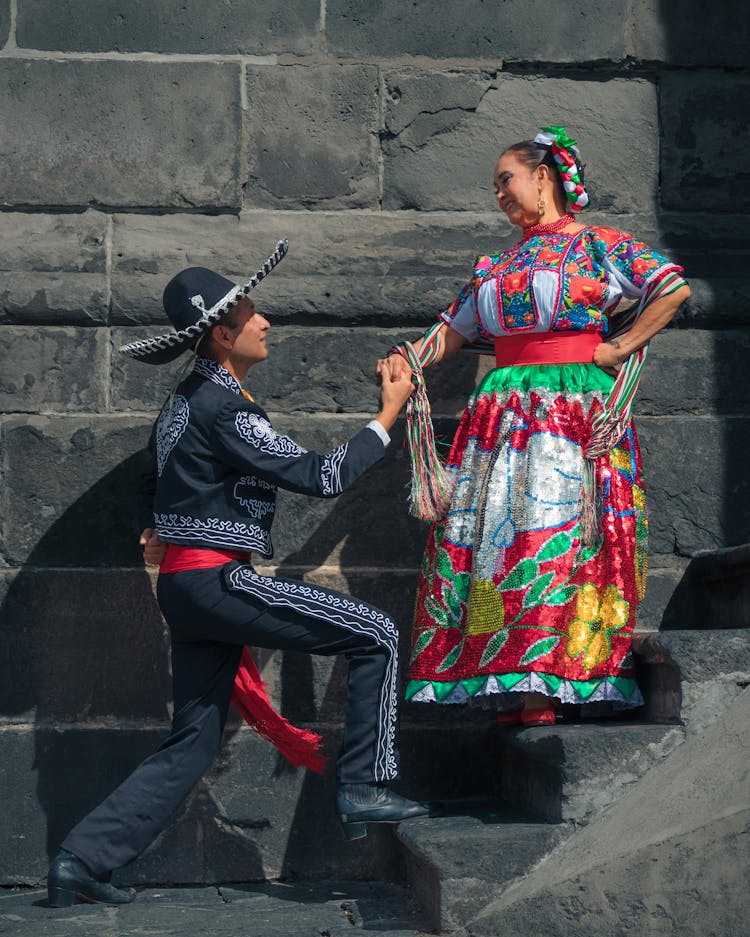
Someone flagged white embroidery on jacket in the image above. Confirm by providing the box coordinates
[194,357,243,395]
[154,513,273,555]
[156,395,189,476]
[320,443,348,495]
[233,477,276,520]
[234,411,307,459]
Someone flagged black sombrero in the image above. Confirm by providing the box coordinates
[119,238,288,365]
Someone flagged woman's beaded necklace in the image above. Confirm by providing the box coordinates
[522,212,575,239]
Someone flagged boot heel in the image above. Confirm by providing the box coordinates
[47,884,76,907]
[342,821,367,841]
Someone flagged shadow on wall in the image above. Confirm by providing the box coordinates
[0,452,266,879]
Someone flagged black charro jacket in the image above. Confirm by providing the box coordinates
[138,357,389,559]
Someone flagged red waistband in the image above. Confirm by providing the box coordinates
[159,544,251,574]
[494,331,602,367]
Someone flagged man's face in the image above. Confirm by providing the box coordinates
[225,298,270,366]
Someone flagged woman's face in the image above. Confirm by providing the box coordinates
[493,153,542,228]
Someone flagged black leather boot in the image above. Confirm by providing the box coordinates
[47,850,136,907]
[337,783,430,841]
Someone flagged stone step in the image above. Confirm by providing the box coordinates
[496,721,685,823]
[396,804,567,933]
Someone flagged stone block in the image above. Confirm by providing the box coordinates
[660,544,750,631]
[635,329,750,417]
[0,568,170,723]
[244,65,380,209]
[16,0,319,54]
[637,415,750,557]
[660,73,750,213]
[0,327,109,413]
[0,60,241,209]
[383,72,659,214]
[0,725,402,885]
[0,726,166,883]
[635,561,688,632]
[0,0,9,47]
[0,415,153,566]
[326,0,628,61]
[0,211,108,325]
[112,325,485,417]
[628,0,749,66]
[397,812,567,933]
[498,723,685,822]
[110,210,502,325]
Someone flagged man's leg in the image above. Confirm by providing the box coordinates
[207,564,429,838]
[58,639,240,878]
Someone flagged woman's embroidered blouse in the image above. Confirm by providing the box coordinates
[441,226,685,342]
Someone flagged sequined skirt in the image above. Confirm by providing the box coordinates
[406,363,646,708]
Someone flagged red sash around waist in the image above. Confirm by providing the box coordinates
[159,543,250,574]
[156,542,325,773]
[494,331,602,368]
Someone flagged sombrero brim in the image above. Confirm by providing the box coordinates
[119,239,288,364]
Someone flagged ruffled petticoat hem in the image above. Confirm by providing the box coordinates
[406,672,643,709]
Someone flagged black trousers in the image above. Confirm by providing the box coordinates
[62,562,400,876]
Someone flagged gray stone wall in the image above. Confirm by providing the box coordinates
[1,0,748,885]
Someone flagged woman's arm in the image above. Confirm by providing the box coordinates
[376,323,468,383]
[594,284,691,371]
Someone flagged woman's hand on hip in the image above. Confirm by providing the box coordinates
[593,339,625,373]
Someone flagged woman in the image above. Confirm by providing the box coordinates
[379,126,690,726]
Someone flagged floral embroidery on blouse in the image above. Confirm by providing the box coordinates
[440,226,684,342]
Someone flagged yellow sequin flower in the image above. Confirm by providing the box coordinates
[566,583,629,671]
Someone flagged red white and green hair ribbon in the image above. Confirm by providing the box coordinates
[534,125,589,211]
[389,323,453,522]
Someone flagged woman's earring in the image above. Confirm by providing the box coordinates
[537,194,546,216]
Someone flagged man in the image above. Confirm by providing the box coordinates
[47,240,427,907]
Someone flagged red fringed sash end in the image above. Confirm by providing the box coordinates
[231,647,326,774]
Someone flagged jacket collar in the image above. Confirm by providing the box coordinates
[193,357,243,396]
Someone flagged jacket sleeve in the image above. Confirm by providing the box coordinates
[213,400,390,498]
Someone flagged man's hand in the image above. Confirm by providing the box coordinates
[376,354,413,384]
[140,528,167,567]
[380,368,415,411]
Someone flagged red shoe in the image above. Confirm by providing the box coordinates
[520,705,558,727]
[497,710,523,727]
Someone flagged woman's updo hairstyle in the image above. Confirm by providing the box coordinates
[503,126,589,211]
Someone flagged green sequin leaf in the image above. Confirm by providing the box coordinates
[442,583,464,621]
[454,571,471,603]
[535,531,573,563]
[499,558,539,591]
[544,584,578,606]
[436,639,465,673]
[436,549,453,582]
[478,630,509,668]
[518,636,560,666]
[522,571,555,610]
[424,596,449,627]
[411,627,437,662]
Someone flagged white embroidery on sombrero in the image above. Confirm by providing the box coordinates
[119,239,288,360]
